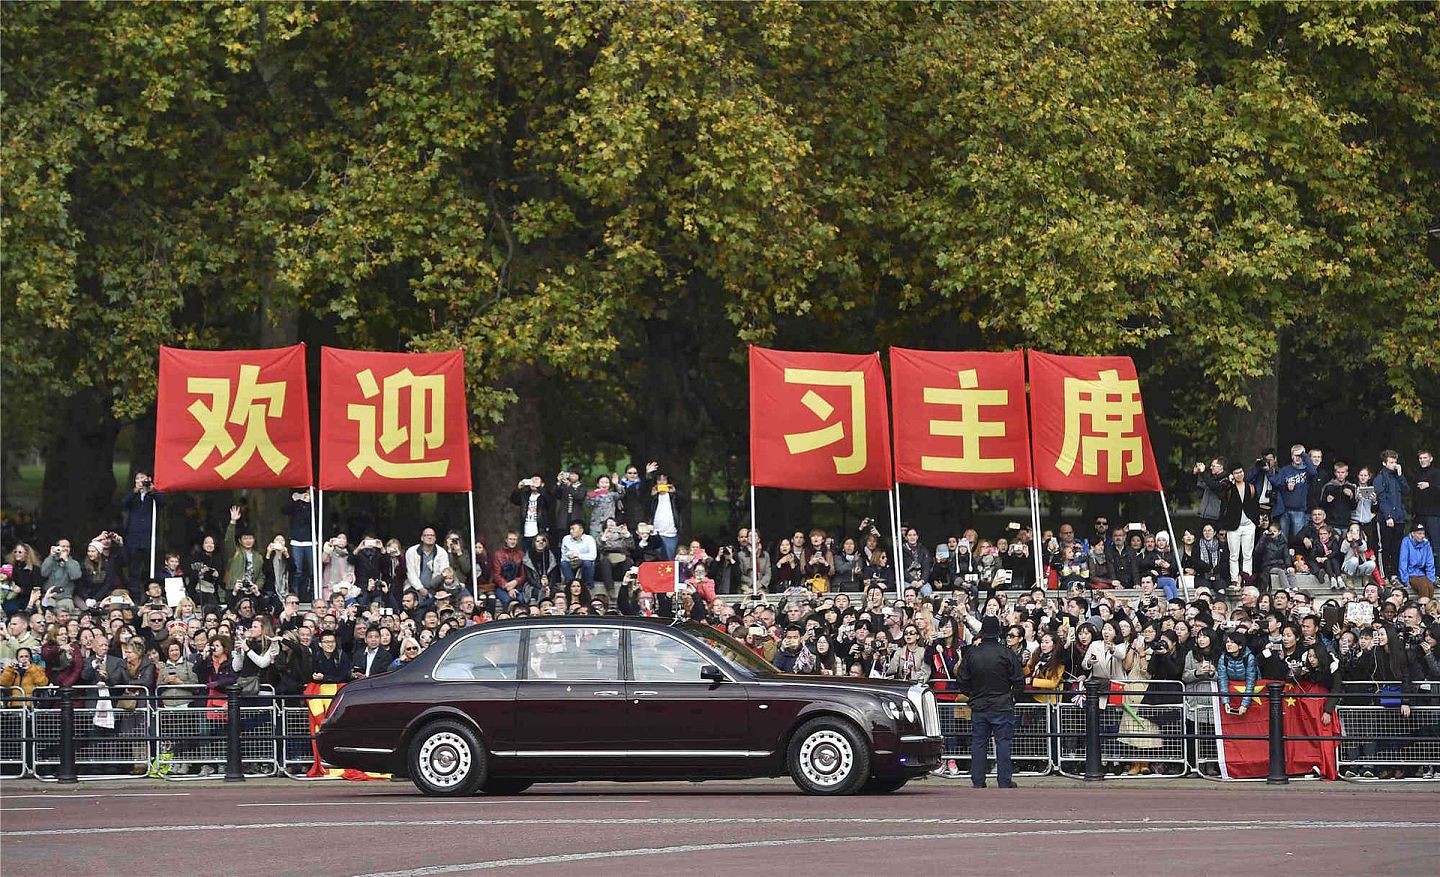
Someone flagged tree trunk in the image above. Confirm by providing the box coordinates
[1219,348,1280,462]
[41,389,120,541]
[472,366,546,547]
[247,280,299,544]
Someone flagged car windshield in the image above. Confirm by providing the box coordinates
[680,623,778,676]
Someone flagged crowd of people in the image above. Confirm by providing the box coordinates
[0,446,1436,780]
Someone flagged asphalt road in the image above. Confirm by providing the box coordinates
[2,777,1436,876]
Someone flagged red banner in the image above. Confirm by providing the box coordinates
[1027,350,1161,493]
[890,348,1031,489]
[318,348,472,493]
[154,345,313,491]
[304,683,388,780]
[749,346,893,490]
[1214,679,1340,780]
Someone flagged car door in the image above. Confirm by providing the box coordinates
[429,628,522,753]
[512,625,628,759]
[625,628,751,759]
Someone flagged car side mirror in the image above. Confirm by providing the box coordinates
[699,664,724,685]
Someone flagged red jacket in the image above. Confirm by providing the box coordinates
[490,547,526,592]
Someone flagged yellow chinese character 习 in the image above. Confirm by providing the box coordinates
[1056,369,1146,483]
[347,368,450,480]
[182,365,290,478]
[919,369,1014,474]
[782,368,868,475]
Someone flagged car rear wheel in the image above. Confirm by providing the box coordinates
[480,778,533,795]
[859,776,909,794]
[787,717,870,796]
[409,720,486,796]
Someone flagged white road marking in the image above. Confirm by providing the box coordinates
[0,793,190,800]
[0,808,54,812]
[2,816,1429,839]
[235,800,653,808]
[353,823,1440,877]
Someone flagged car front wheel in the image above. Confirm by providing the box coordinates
[787,717,870,796]
[409,720,486,796]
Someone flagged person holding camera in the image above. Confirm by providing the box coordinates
[120,470,164,589]
[39,539,82,611]
[223,506,267,610]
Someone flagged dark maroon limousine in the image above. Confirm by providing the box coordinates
[317,616,943,796]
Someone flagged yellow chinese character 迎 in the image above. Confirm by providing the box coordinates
[182,365,290,478]
[919,369,1014,474]
[1056,369,1146,483]
[781,368,868,475]
[346,368,450,480]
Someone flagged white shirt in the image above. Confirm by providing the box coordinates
[560,533,597,562]
[653,493,677,537]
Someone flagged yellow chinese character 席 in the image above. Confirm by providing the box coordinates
[919,369,1014,474]
[782,368,868,475]
[1056,369,1145,482]
[346,368,450,479]
[182,365,290,478]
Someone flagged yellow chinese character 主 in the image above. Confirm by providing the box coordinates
[346,368,450,480]
[1056,369,1146,483]
[182,365,291,478]
[781,368,868,475]
[919,369,1014,474]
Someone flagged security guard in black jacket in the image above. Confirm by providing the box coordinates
[956,615,1025,788]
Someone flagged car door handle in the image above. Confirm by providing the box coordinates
[632,690,659,697]
[592,690,621,697]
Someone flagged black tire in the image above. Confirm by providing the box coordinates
[408,720,486,796]
[480,778,533,796]
[859,776,909,794]
[786,716,871,796]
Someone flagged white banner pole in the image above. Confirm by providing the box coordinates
[149,501,158,581]
[316,488,325,604]
[1158,488,1188,601]
[749,484,760,596]
[1030,487,1044,589]
[311,487,321,606]
[891,484,905,600]
[467,490,479,595]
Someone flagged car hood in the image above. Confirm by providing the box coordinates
[747,673,919,697]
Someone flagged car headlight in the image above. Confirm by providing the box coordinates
[883,700,903,721]
[901,700,918,724]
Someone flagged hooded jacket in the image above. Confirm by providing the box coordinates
[1277,459,1317,513]
[1399,535,1436,580]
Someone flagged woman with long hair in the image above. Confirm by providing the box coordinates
[772,539,802,593]
[801,529,834,592]
[8,542,42,614]
[40,624,84,688]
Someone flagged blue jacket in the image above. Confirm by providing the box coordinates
[1216,650,1259,711]
[1375,468,1410,523]
[1399,535,1436,580]
[1276,460,1316,512]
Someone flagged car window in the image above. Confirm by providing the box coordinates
[433,630,521,682]
[630,631,707,682]
[525,627,620,681]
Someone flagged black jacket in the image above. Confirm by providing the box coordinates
[350,646,393,678]
[955,638,1024,713]
[311,648,350,684]
[510,488,555,536]
[1321,479,1358,528]
[1218,482,1261,532]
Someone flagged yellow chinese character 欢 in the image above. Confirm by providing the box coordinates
[346,368,450,480]
[1056,369,1146,483]
[781,368,868,475]
[919,369,1014,474]
[182,365,290,478]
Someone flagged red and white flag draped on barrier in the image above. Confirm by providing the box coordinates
[1027,350,1162,493]
[1213,679,1341,780]
[889,347,1032,489]
[304,683,389,780]
[155,345,313,490]
[749,346,893,490]
[318,347,472,493]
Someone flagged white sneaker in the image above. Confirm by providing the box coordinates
[198,764,215,778]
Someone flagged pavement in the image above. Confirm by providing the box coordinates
[1,776,1436,876]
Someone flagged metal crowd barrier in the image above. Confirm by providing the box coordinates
[278,695,320,778]
[1334,680,1440,781]
[154,685,278,779]
[937,701,1052,776]
[1,686,26,777]
[1055,681,1188,778]
[31,685,153,780]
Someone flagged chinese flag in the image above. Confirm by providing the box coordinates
[319,348,471,493]
[890,348,1031,489]
[638,561,678,594]
[1027,350,1161,493]
[749,346,893,490]
[154,345,313,491]
[1214,680,1340,780]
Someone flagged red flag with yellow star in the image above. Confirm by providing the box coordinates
[1214,678,1340,780]
[638,561,678,594]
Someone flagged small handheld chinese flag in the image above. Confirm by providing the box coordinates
[154,344,313,491]
[637,561,678,594]
[318,347,472,493]
[890,348,1032,490]
[749,346,893,491]
[1027,350,1161,493]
